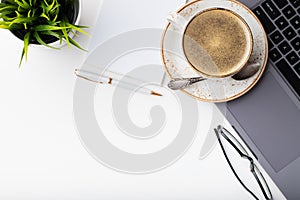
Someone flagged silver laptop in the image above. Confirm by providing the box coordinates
[219,0,300,199]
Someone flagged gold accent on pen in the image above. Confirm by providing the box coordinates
[151,91,163,97]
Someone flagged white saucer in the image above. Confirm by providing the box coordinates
[161,0,268,102]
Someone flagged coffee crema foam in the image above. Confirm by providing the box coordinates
[183,9,252,77]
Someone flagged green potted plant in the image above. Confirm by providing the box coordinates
[0,0,89,66]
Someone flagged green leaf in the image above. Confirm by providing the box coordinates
[50,4,60,21]
[47,0,56,13]
[50,4,60,13]
[22,0,31,8]
[0,13,15,21]
[33,31,60,50]
[0,5,18,12]
[23,31,30,61]
[9,17,36,26]
[15,10,21,17]
[47,20,59,26]
[17,5,26,13]
[1,0,16,5]
[59,20,70,47]
[7,23,24,30]
[27,9,31,17]
[67,23,90,37]
[33,24,68,31]
[40,13,50,21]
[55,31,63,44]
[52,12,58,22]
[68,36,87,52]
[19,48,25,68]
[15,0,30,9]
[31,8,37,17]
[0,24,9,29]
[43,0,49,7]
[0,9,14,15]
[39,30,60,39]
[19,31,31,67]
[40,1,47,15]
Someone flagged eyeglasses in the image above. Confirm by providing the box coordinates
[214,125,272,200]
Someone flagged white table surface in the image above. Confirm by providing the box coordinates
[0,0,286,199]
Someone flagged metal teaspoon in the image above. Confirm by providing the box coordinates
[168,62,260,90]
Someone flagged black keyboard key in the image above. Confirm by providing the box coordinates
[275,16,289,30]
[286,51,299,65]
[291,15,300,29]
[291,0,300,8]
[294,64,300,76]
[270,30,284,43]
[262,1,281,19]
[291,37,300,51]
[270,48,282,62]
[276,59,300,97]
[253,7,276,34]
[274,0,288,8]
[268,39,274,49]
[283,27,297,40]
[283,5,296,19]
[278,41,292,54]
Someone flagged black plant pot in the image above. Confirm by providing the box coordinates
[3,0,80,45]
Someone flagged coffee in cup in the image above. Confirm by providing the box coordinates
[174,8,253,78]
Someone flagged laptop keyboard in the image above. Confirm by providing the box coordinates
[253,0,300,98]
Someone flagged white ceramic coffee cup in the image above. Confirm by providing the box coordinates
[167,8,254,78]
